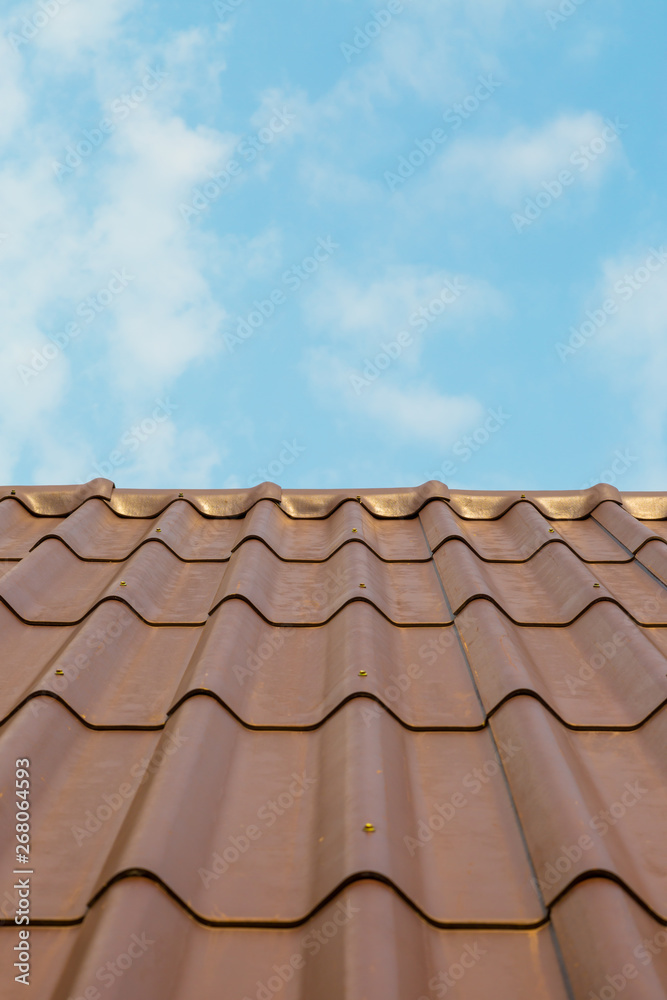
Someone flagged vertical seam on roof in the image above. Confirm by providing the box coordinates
[595,515,667,594]
[418,516,577,1000]
[593,515,645,560]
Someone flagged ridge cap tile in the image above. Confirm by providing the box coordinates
[0,478,114,515]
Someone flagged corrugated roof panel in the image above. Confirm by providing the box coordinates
[1,480,666,1000]
[0,539,226,624]
[1,880,573,1000]
[211,539,451,625]
[491,697,667,917]
[434,538,667,623]
[458,600,667,727]
[420,498,631,562]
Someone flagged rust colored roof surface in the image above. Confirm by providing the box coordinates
[1,479,666,1000]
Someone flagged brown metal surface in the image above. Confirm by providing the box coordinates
[173,600,481,729]
[212,538,450,624]
[36,498,241,561]
[0,500,63,558]
[0,478,113,514]
[278,479,450,518]
[458,600,667,727]
[635,539,667,587]
[640,520,667,543]
[0,601,479,729]
[593,499,660,553]
[490,696,667,917]
[107,481,283,517]
[551,878,667,1000]
[446,483,622,519]
[240,498,431,560]
[0,880,571,1000]
[434,538,667,623]
[421,499,629,561]
[1,697,540,924]
[0,538,226,624]
[1,495,433,563]
[104,480,450,519]
[1,480,666,1000]
[0,603,203,727]
[621,493,667,519]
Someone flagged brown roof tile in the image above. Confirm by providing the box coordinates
[211,539,450,625]
[1,698,540,924]
[434,538,667,624]
[0,478,114,515]
[421,498,630,561]
[458,600,667,727]
[0,538,225,624]
[491,697,667,917]
[0,500,63,558]
[1,880,571,1000]
[1,480,666,999]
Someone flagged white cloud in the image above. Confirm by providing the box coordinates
[0,14,243,482]
[298,158,380,206]
[0,40,28,141]
[8,0,137,58]
[336,0,550,107]
[361,380,485,446]
[303,264,507,356]
[306,348,484,448]
[434,111,627,206]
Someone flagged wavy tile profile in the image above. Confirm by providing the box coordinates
[490,697,667,919]
[0,538,225,624]
[1,480,666,1000]
[4,877,667,1000]
[0,698,542,925]
[210,539,450,625]
[458,600,667,728]
[434,539,667,624]
[420,498,631,562]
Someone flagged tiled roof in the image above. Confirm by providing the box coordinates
[1,479,666,999]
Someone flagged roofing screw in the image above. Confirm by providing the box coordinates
[520,494,526,499]
[352,528,358,533]
[363,823,375,833]
[119,581,127,587]
[359,583,366,589]
[359,670,367,677]
[10,490,16,495]
[156,528,162,533]
[548,528,555,533]
[356,495,361,501]
[178,492,184,498]
[593,583,600,588]
[55,669,64,676]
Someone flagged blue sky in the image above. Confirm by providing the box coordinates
[1,0,665,491]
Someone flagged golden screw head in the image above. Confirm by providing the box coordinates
[119,581,127,587]
[359,583,366,589]
[363,823,375,833]
[359,670,367,677]
[55,669,64,676]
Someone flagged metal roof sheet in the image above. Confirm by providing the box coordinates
[1,480,666,999]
